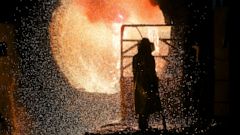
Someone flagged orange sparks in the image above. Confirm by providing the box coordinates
[49,0,168,94]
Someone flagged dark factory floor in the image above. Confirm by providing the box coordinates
[85,117,232,135]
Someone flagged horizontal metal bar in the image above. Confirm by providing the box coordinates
[122,39,140,42]
[122,24,173,27]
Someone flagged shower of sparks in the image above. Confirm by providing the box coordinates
[2,0,217,135]
[49,0,165,94]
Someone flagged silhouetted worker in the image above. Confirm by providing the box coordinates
[132,38,166,130]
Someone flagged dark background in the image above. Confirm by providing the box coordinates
[0,0,237,134]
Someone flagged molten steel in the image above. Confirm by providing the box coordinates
[49,0,166,94]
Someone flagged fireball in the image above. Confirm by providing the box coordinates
[49,0,166,94]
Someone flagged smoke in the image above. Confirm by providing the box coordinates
[74,0,160,23]
[73,0,127,23]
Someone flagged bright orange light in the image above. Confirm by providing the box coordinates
[49,0,167,94]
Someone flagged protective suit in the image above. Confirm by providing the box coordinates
[132,38,162,129]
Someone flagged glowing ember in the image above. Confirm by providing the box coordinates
[49,0,166,94]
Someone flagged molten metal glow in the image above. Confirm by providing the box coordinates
[49,0,167,94]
